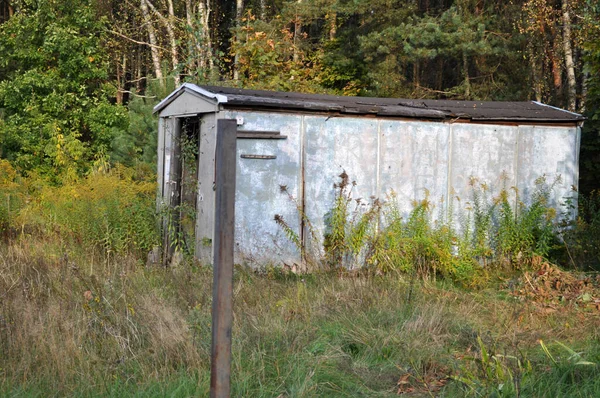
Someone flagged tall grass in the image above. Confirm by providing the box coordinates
[0,238,207,396]
[0,160,24,236]
[0,162,158,256]
[2,235,600,396]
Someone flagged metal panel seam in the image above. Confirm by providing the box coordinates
[376,120,381,200]
[515,126,521,211]
[300,115,306,266]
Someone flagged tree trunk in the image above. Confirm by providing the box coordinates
[528,41,542,102]
[199,0,216,78]
[293,0,302,63]
[328,12,336,41]
[185,0,199,74]
[581,57,589,112]
[166,0,180,85]
[562,0,576,111]
[145,0,180,86]
[260,0,266,20]
[140,0,164,86]
[551,46,562,95]
[233,0,244,81]
[116,54,127,104]
[136,44,144,93]
[437,58,444,91]
[462,51,470,99]
[413,61,420,91]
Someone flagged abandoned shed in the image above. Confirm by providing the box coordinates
[153,84,584,266]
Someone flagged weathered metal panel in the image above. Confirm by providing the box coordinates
[517,125,579,213]
[195,113,218,262]
[159,91,218,117]
[303,116,379,243]
[449,124,519,224]
[379,121,449,220]
[223,110,303,266]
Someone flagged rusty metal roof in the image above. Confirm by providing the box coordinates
[154,83,584,123]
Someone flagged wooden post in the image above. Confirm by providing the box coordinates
[210,119,237,398]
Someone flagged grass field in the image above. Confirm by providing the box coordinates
[2,235,600,397]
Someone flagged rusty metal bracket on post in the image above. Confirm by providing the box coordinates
[210,119,237,398]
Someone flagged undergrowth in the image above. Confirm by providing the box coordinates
[558,190,600,271]
[0,161,158,256]
[278,172,582,286]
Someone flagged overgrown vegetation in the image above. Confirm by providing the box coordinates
[277,172,595,287]
[0,160,158,256]
[0,0,599,395]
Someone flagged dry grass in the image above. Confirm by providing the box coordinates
[2,235,600,396]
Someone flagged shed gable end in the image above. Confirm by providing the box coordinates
[158,91,218,117]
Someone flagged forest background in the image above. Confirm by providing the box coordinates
[0,0,599,192]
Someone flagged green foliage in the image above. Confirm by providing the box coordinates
[579,3,600,193]
[109,80,174,167]
[558,190,600,270]
[15,165,159,255]
[494,176,558,264]
[0,159,24,234]
[454,335,532,396]
[229,11,334,93]
[0,0,128,176]
[313,1,524,99]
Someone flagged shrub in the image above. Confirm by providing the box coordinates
[494,176,558,265]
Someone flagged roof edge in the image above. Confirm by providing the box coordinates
[532,101,585,119]
[152,83,228,114]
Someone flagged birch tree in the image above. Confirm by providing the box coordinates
[562,0,576,111]
[140,0,164,86]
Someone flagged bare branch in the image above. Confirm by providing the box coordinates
[107,29,168,51]
[117,89,158,99]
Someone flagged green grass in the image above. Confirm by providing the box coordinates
[2,236,600,397]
